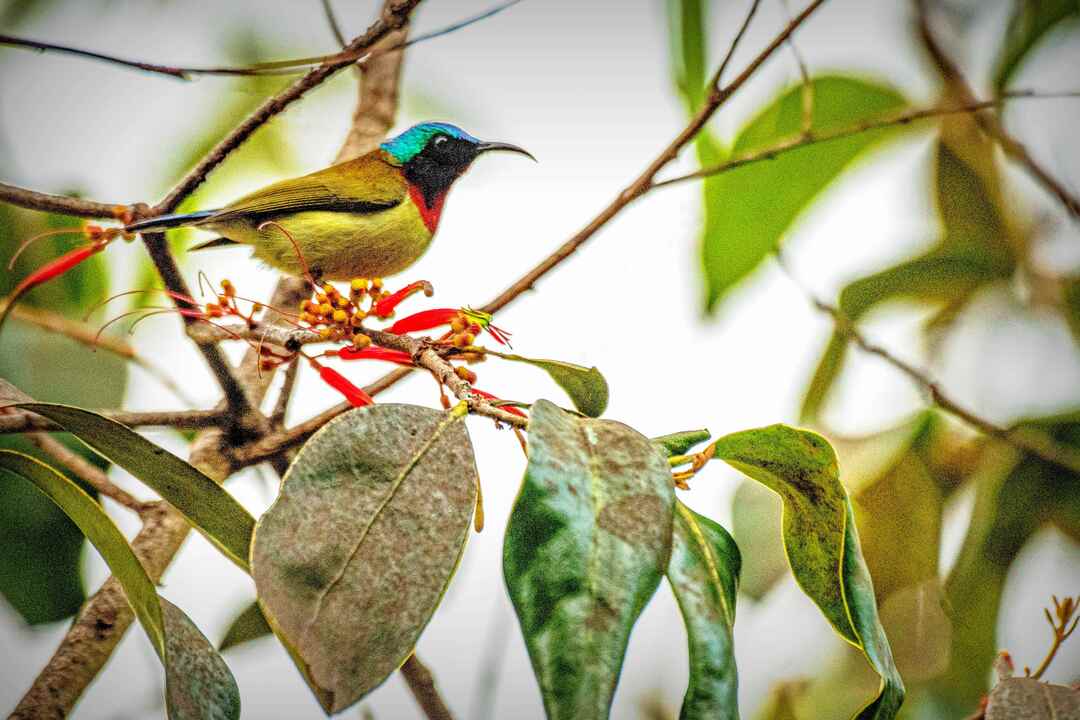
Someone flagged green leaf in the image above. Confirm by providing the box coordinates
[161,598,243,720]
[0,450,241,720]
[220,601,272,652]
[711,425,904,718]
[504,399,675,720]
[702,76,907,312]
[730,479,788,601]
[667,501,740,720]
[994,0,1080,90]
[0,450,164,649]
[651,429,712,458]
[494,353,609,417]
[666,0,709,113]
[11,403,255,571]
[251,404,478,714]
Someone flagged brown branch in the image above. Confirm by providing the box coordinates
[321,0,349,47]
[25,431,148,512]
[0,181,123,219]
[0,407,224,433]
[401,655,455,720]
[1026,595,1079,680]
[155,0,420,213]
[915,0,1080,220]
[713,0,762,89]
[779,262,1080,475]
[479,0,828,315]
[653,96,1058,188]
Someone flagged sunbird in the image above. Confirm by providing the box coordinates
[125,122,534,280]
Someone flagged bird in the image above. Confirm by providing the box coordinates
[124,122,534,281]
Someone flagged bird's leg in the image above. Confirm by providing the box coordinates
[370,279,435,319]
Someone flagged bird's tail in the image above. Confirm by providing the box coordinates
[124,209,218,234]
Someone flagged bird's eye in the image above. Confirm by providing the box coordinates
[432,134,449,148]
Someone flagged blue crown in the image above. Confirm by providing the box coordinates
[380,122,480,163]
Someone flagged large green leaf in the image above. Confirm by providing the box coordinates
[251,404,478,714]
[494,353,609,417]
[651,429,712,458]
[504,399,675,720]
[701,76,907,312]
[0,451,240,720]
[667,501,740,720]
[11,403,255,571]
[994,0,1080,90]
[711,425,903,719]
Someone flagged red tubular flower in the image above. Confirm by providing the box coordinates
[331,346,415,365]
[471,388,527,417]
[371,280,434,318]
[388,308,459,334]
[0,240,109,331]
[312,361,373,407]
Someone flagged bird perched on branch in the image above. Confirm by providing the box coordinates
[125,122,533,280]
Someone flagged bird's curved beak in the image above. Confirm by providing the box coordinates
[476,141,536,161]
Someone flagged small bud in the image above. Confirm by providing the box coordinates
[450,317,466,333]
[331,309,347,324]
[462,332,476,346]
[351,278,368,293]
[352,333,371,349]
[440,393,451,410]
[455,366,478,384]
[319,328,333,340]
[371,277,384,290]
[316,294,329,305]
[336,295,350,308]
[319,303,333,316]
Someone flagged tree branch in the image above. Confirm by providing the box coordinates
[25,431,149,512]
[915,0,1080,220]
[0,407,224,433]
[0,181,123,219]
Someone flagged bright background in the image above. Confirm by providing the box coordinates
[1,1,1078,718]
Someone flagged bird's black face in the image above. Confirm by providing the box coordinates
[403,132,533,207]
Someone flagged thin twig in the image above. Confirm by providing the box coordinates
[915,0,1080,220]
[0,181,122,219]
[1026,595,1079,680]
[155,0,420,213]
[321,0,349,47]
[479,0,828,316]
[653,94,1075,188]
[713,0,762,89]
[401,655,455,720]
[25,432,149,512]
[0,407,224,433]
[777,260,1080,474]
[270,358,299,425]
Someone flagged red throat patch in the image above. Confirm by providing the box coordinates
[408,185,447,234]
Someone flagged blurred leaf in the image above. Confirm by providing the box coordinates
[754,680,810,720]
[251,404,477,714]
[496,354,609,417]
[0,204,124,624]
[14,403,255,571]
[220,601,271,652]
[1063,276,1080,347]
[995,0,1080,90]
[667,501,740,720]
[666,0,709,113]
[504,399,674,720]
[877,580,951,683]
[801,122,1016,421]
[701,77,907,313]
[652,429,712,458]
[0,451,241,720]
[731,479,787,600]
[711,425,904,718]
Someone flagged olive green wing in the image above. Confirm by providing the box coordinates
[206,153,406,224]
